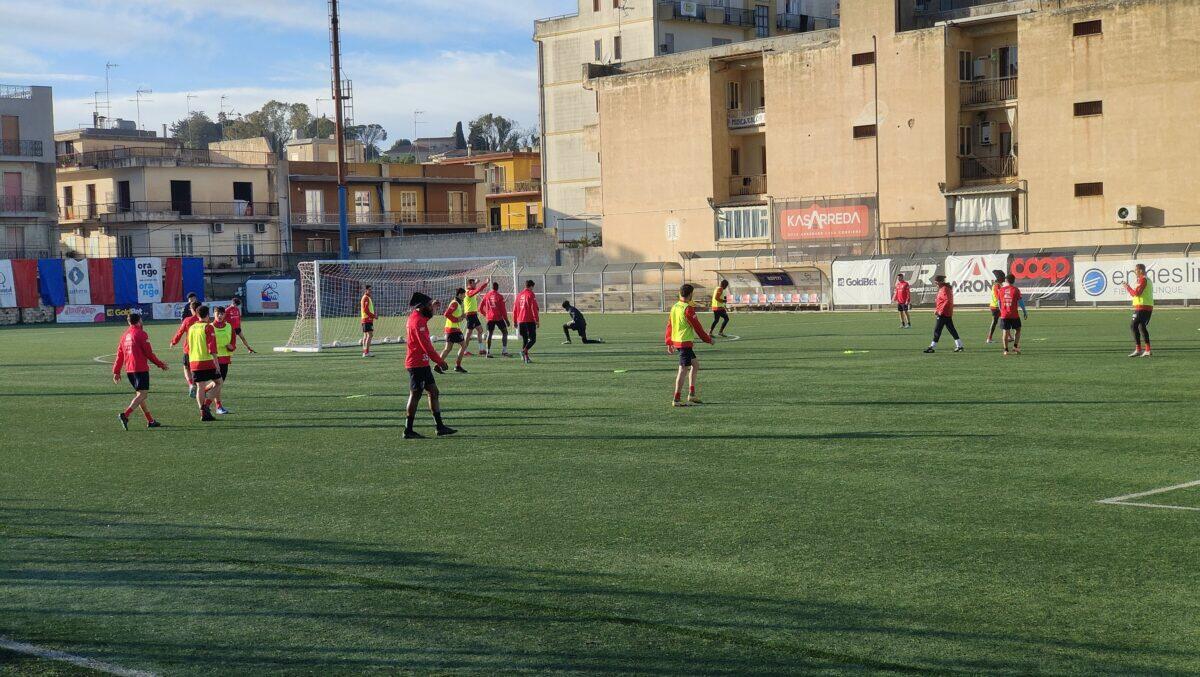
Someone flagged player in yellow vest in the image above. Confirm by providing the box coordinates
[439,288,470,373]
[186,305,221,422]
[208,306,238,415]
[360,285,377,358]
[463,277,490,356]
[664,284,714,407]
[1125,263,1154,357]
[708,279,730,337]
[985,269,1006,344]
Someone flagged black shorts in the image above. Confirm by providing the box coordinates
[487,320,508,333]
[361,322,374,333]
[192,368,220,383]
[466,314,482,330]
[1000,317,1022,331]
[677,346,697,367]
[1132,309,1153,324]
[408,366,436,392]
[446,330,464,344]
[219,362,230,380]
[565,321,584,332]
[897,303,910,312]
[712,308,729,318]
[127,371,150,392]
[518,322,537,339]
[990,307,1001,319]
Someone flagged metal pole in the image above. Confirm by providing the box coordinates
[660,268,665,312]
[600,269,606,313]
[330,0,350,260]
[629,269,634,312]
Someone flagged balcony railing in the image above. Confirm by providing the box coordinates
[777,13,817,31]
[60,201,278,222]
[57,146,273,170]
[659,1,755,28]
[960,155,1017,181]
[730,174,767,196]
[291,211,489,228]
[0,139,44,157]
[0,195,49,213]
[487,179,541,195]
[728,107,766,129]
[961,76,1017,106]
[915,0,1009,14]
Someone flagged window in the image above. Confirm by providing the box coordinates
[999,45,1018,77]
[713,38,733,47]
[117,234,134,257]
[761,147,767,175]
[448,191,468,222]
[593,0,599,11]
[1074,182,1103,197]
[754,4,769,38]
[730,148,741,176]
[304,190,324,222]
[717,206,769,240]
[87,236,99,257]
[853,124,877,139]
[354,190,371,223]
[1073,19,1102,36]
[958,126,972,156]
[753,78,765,108]
[594,39,602,61]
[399,191,419,222]
[6,226,24,252]
[307,238,331,253]
[727,82,741,111]
[852,51,875,67]
[173,233,194,256]
[236,233,255,264]
[612,0,619,7]
[613,35,622,61]
[1074,100,1103,116]
[958,51,973,82]
[662,33,675,54]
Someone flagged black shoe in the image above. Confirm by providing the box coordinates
[118,412,129,431]
[923,347,935,354]
[454,366,468,373]
[147,420,162,429]
[201,407,216,422]
[436,425,458,437]
[403,429,424,439]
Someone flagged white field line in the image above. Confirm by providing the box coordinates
[93,353,116,363]
[0,636,157,677]
[1097,479,1200,512]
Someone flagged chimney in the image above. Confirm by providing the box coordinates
[162,123,168,138]
[92,112,99,128]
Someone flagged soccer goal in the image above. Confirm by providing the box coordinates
[275,257,518,352]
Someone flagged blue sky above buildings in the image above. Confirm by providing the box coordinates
[0,0,571,142]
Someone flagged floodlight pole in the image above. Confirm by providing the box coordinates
[330,0,350,259]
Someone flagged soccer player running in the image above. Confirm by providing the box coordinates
[665,283,714,407]
[208,306,238,414]
[561,300,603,344]
[513,280,541,363]
[709,279,731,337]
[360,284,377,358]
[463,277,489,356]
[1126,263,1154,357]
[985,269,1006,344]
[439,288,470,373]
[997,273,1029,356]
[404,292,456,439]
[112,312,168,430]
[480,282,512,358]
[185,305,222,422]
[923,275,964,353]
[170,300,201,397]
[225,297,255,353]
[893,273,912,328]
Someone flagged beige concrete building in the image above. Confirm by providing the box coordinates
[1,84,57,258]
[55,128,284,271]
[534,0,839,239]
[586,0,1200,278]
[285,135,366,164]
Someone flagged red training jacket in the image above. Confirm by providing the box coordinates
[513,289,540,324]
[998,285,1022,320]
[170,315,198,348]
[112,326,167,375]
[935,285,954,317]
[225,305,242,330]
[894,280,911,304]
[480,290,508,322]
[405,310,447,369]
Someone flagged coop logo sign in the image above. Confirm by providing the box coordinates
[831,259,891,306]
[945,254,1008,304]
[780,204,871,241]
[1072,257,1200,302]
[1010,255,1073,300]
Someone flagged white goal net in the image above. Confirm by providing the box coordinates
[276,257,518,352]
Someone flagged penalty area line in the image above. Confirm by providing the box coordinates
[0,636,157,677]
[93,353,116,364]
[1097,479,1200,512]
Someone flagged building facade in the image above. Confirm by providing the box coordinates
[1,84,57,258]
[437,151,543,230]
[534,0,839,239]
[285,136,366,163]
[585,0,1200,276]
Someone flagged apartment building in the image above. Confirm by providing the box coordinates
[437,151,543,230]
[534,0,839,239]
[285,135,366,163]
[55,128,283,272]
[287,160,485,253]
[584,0,1200,274]
[1,84,57,258]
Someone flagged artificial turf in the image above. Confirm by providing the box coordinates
[1,309,1198,675]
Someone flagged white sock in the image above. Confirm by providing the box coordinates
[955,339,963,348]
[929,341,937,348]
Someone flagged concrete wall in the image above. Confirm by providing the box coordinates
[357,228,560,268]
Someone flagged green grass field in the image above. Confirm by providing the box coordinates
[2,309,1199,675]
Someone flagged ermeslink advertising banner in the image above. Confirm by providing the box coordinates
[1010,254,1073,301]
[832,259,891,305]
[1073,257,1200,302]
[945,254,1009,304]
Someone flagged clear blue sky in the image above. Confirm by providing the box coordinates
[0,0,573,143]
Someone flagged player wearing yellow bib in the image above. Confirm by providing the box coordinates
[186,305,221,422]
[439,288,470,373]
[207,306,238,415]
[709,279,730,337]
[1125,263,1154,357]
[463,277,490,356]
[664,284,714,407]
[360,285,377,358]
[985,269,1005,344]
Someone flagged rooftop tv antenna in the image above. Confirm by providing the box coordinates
[129,88,153,129]
[186,92,199,115]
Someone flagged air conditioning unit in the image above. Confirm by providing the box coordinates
[680,1,700,17]
[254,223,267,234]
[1116,205,1142,224]
[979,121,994,146]
[211,223,224,234]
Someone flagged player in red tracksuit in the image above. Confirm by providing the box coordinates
[512,280,541,364]
[170,300,201,396]
[923,276,963,353]
[225,297,255,353]
[997,273,1028,356]
[404,292,455,439]
[893,273,912,329]
[479,282,513,358]
[112,312,168,430]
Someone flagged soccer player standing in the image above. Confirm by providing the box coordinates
[1126,263,1154,357]
[513,280,540,363]
[986,270,1006,344]
[561,300,603,344]
[209,306,238,414]
[893,273,912,329]
[439,288,470,373]
[923,275,964,354]
[404,292,456,439]
[997,273,1028,356]
[225,297,255,353]
[463,278,489,356]
[186,305,222,422]
[709,280,731,337]
[170,300,201,397]
[665,283,714,407]
[112,312,168,430]
[480,282,512,358]
[360,284,377,358]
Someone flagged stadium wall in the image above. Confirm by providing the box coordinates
[356,229,560,267]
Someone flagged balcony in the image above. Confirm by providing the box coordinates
[60,201,278,223]
[778,13,832,31]
[960,155,1017,182]
[961,76,1017,107]
[0,139,44,157]
[57,146,273,170]
[729,174,767,196]
[0,195,50,215]
[658,1,755,28]
[728,107,766,130]
[486,179,541,196]
[291,211,489,229]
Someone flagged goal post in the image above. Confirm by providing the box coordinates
[275,257,518,353]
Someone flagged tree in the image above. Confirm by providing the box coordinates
[453,121,467,150]
[467,114,521,152]
[305,117,336,139]
[222,100,318,155]
[169,112,223,148]
[345,123,388,160]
